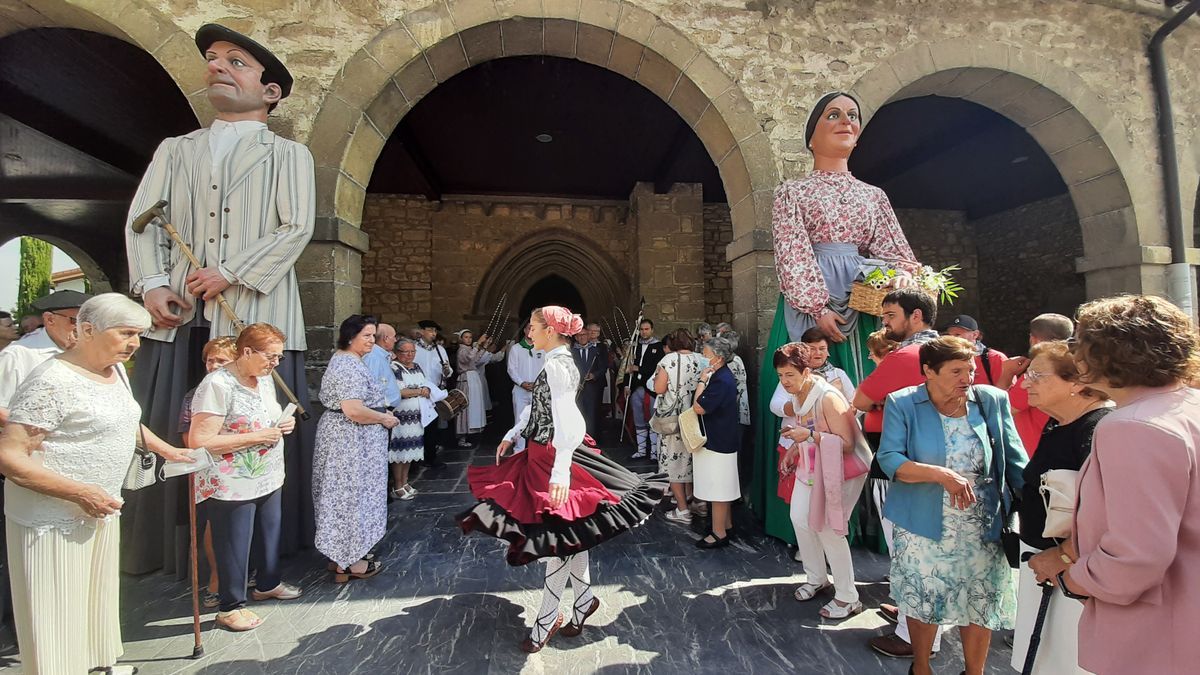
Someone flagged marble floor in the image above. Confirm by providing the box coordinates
[0,432,1021,674]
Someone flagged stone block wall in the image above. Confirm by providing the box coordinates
[895,196,1086,356]
[360,187,736,336]
[973,194,1085,356]
[897,208,982,326]
[630,182,706,332]
[704,203,734,324]
[361,196,434,325]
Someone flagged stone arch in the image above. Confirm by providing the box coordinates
[308,1,776,242]
[471,228,631,330]
[849,39,1147,287]
[0,0,209,122]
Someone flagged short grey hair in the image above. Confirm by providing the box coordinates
[77,293,152,333]
[695,322,713,336]
[705,335,737,362]
[722,330,740,350]
[716,322,733,334]
[395,337,416,351]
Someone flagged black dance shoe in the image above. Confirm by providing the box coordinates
[695,533,730,549]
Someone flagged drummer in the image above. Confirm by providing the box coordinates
[389,338,447,499]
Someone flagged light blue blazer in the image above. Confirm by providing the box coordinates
[876,384,1028,542]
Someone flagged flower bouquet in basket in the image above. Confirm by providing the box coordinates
[848,261,962,317]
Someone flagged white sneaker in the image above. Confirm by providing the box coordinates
[664,508,692,525]
[630,450,647,459]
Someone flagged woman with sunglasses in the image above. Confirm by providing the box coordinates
[188,323,302,631]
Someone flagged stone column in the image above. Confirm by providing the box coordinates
[296,216,369,392]
[628,182,706,331]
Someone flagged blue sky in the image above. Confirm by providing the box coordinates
[0,239,79,314]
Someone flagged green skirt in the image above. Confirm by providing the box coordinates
[749,294,887,552]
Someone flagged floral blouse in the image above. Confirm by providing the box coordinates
[191,367,285,503]
[771,170,916,319]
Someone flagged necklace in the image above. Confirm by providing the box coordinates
[931,394,965,417]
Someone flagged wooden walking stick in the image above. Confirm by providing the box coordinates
[188,473,204,658]
[131,199,310,419]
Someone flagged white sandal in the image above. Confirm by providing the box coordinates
[793,582,831,602]
[819,598,864,619]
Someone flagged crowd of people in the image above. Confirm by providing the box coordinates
[0,23,1197,675]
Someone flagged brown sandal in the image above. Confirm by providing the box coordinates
[332,559,383,583]
[215,608,262,632]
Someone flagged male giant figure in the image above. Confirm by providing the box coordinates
[123,24,314,574]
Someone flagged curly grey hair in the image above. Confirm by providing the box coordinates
[704,335,737,363]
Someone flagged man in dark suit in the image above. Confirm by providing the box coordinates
[572,325,608,438]
[625,319,664,459]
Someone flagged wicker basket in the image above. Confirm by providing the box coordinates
[848,282,889,316]
[848,282,936,317]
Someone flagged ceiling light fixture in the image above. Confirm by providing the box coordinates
[535,133,553,143]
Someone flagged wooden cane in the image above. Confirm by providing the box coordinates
[132,200,310,419]
[189,474,204,658]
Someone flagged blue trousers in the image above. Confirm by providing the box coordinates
[205,489,282,612]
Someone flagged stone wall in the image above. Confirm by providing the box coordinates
[704,203,734,324]
[630,182,705,331]
[895,197,1086,356]
[896,208,981,327]
[360,188,734,334]
[972,194,1085,356]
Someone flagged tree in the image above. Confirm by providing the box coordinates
[16,237,52,319]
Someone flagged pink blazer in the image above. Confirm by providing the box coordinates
[1071,386,1200,675]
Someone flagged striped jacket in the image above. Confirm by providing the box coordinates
[125,127,314,350]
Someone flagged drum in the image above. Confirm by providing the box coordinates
[436,389,468,421]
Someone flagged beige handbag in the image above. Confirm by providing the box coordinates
[678,406,707,453]
[1039,469,1078,539]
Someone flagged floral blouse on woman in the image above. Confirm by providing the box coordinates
[771,171,916,319]
[191,367,285,503]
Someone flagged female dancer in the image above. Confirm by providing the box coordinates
[457,306,667,653]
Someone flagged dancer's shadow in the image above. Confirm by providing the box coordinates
[191,592,529,674]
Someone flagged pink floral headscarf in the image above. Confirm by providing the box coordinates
[541,306,584,336]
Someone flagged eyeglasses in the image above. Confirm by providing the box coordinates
[252,348,283,364]
[1066,336,1078,351]
[49,311,78,325]
[1024,368,1052,383]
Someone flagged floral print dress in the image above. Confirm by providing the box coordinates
[313,352,390,569]
[890,414,1016,630]
[190,368,285,503]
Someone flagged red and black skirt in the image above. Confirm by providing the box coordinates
[456,440,668,566]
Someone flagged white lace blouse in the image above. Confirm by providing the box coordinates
[504,345,586,486]
[4,359,141,535]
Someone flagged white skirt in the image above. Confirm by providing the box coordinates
[1011,542,1092,674]
[456,370,487,434]
[7,517,124,674]
[693,448,740,502]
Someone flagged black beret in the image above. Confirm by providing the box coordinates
[196,24,293,100]
[31,290,92,312]
[417,320,442,331]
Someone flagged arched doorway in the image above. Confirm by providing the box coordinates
[850,42,1147,309]
[0,28,198,291]
[306,5,780,358]
[519,274,587,321]
[851,94,1085,355]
